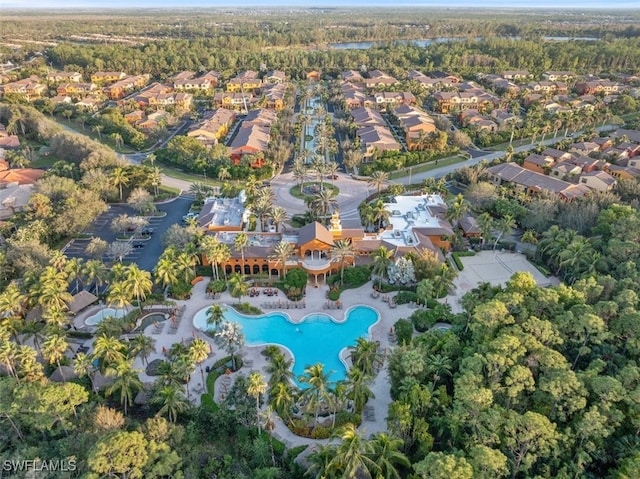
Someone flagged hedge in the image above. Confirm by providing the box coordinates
[452,251,476,271]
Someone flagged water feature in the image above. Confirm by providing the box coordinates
[193,305,380,385]
[85,307,127,326]
[329,35,598,49]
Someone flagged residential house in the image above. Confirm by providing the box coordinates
[522,153,555,174]
[50,95,72,105]
[226,71,262,93]
[606,164,640,180]
[364,70,399,88]
[265,70,286,84]
[229,123,270,164]
[358,125,400,158]
[90,71,127,84]
[56,82,97,96]
[502,70,532,81]
[0,76,46,100]
[306,70,321,81]
[372,91,416,108]
[187,108,236,147]
[136,110,169,131]
[579,170,617,192]
[198,195,249,232]
[487,162,591,201]
[342,70,365,83]
[575,79,622,95]
[526,81,568,96]
[569,141,601,156]
[550,161,582,179]
[458,214,482,238]
[212,92,256,111]
[104,74,150,100]
[0,182,36,219]
[261,83,286,110]
[124,110,146,124]
[47,71,83,83]
[75,95,103,112]
[393,105,437,150]
[542,71,576,82]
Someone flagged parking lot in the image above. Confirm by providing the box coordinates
[63,195,193,272]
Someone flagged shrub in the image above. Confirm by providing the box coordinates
[328,265,371,289]
[207,279,227,293]
[394,318,414,345]
[168,281,192,299]
[411,310,437,332]
[395,291,418,304]
[310,425,330,439]
[287,445,308,460]
[328,289,340,301]
[335,411,362,427]
[234,302,262,315]
[452,251,475,270]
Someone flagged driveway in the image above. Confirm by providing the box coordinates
[63,195,193,273]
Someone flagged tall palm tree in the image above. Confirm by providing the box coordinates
[326,161,340,186]
[299,363,333,427]
[269,382,295,419]
[124,264,152,312]
[152,383,188,423]
[130,334,156,366]
[426,353,452,391]
[366,433,410,479]
[269,240,295,278]
[0,282,27,320]
[446,194,469,227]
[328,423,378,479]
[292,159,307,194]
[331,239,355,285]
[189,338,210,387]
[106,281,132,312]
[372,246,394,289]
[214,243,231,281]
[199,236,220,280]
[349,338,381,377]
[307,188,338,223]
[106,360,143,415]
[111,167,129,202]
[493,214,516,251]
[367,170,389,196]
[42,334,70,380]
[74,352,97,392]
[265,353,295,391]
[92,335,127,373]
[476,212,494,248]
[206,304,226,332]
[82,260,108,296]
[234,233,249,276]
[269,206,289,233]
[153,250,180,289]
[247,371,268,434]
[305,444,337,479]
[0,338,20,379]
[345,367,375,414]
[176,251,198,284]
[228,273,249,303]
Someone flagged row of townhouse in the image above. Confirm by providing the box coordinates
[171,71,221,91]
[0,75,46,100]
[487,128,640,199]
[340,81,416,110]
[56,82,98,96]
[391,104,437,150]
[229,109,278,166]
[350,107,400,159]
[341,69,400,89]
[408,70,461,89]
[212,82,287,111]
[186,108,236,147]
[104,74,150,100]
[432,81,504,114]
[133,82,193,109]
[124,109,170,131]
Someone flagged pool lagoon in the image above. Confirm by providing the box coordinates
[193,305,379,385]
[85,307,127,326]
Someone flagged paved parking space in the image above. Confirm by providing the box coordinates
[63,196,193,272]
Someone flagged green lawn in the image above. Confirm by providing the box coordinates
[388,155,468,181]
[289,182,339,200]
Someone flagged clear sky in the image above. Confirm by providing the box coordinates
[0,0,637,9]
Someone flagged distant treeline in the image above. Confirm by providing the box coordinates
[46,36,640,80]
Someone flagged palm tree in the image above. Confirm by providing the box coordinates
[331,239,355,285]
[326,161,340,186]
[228,273,249,303]
[92,124,103,141]
[349,338,381,377]
[106,281,132,312]
[558,237,596,284]
[111,167,129,202]
[199,236,220,280]
[367,433,410,479]
[74,352,97,392]
[307,188,338,223]
[124,264,153,312]
[130,334,156,366]
[292,160,308,194]
[345,367,375,414]
[493,214,516,251]
[269,382,295,419]
[0,338,19,380]
[426,353,452,391]
[152,383,188,423]
[218,166,231,182]
[92,335,127,372]
[176,251,198,284]
[477,212,494,248]
[234,233,249,276]
[328,423,378,479]
[189,338,210,387]
[305,444,337,479]
[446,194,469,227]
[0,282,27,320]
[372,246,393,289]
[42,334,70,380]
[206,304,226,332]
[269,240,295,278]
[247,371,268,434]
[269,206,289,233]
[154,250,180,289]
[367,170,389,196]
[299,363,333,427]
[266,353,295,391]
[82,260,108,296]
[106,360,143,415]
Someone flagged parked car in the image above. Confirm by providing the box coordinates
[182,212,198,223]
[132,242,145,249]
[141,227,155,235]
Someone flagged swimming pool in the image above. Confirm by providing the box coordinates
[85,307,127,326]
[192,305,379,385]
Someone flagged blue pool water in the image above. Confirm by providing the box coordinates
[85,307,127,326]
[193,305,379,386]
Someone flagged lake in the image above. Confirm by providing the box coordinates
[329,36,598,49]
